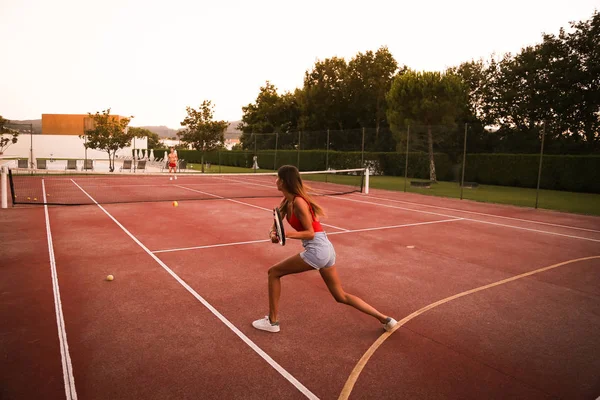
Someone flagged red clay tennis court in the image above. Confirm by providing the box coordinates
[1,168,599,400]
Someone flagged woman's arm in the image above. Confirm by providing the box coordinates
[286,198,315,240]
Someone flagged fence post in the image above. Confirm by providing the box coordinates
[535,122,546,209]
[404,126,410,192]
[361,127,365,168]
[1,166,7,208]
[326,129,330,170]
[297,131,301,170]
[254,133,257,173]
[84,134,87,170]
[274,132,278,171]
[29,127,34,169]
[460,123,468,200]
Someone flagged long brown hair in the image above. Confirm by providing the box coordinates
[277,165,324,218]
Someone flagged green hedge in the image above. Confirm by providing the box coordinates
[465,154,600,193]
[155,148,600,193]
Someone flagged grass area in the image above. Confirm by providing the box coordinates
[370,176,600,216]
[185,163,599,216]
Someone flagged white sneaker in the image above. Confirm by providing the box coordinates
[252,316,280,333]
[169,177,173,181]
[174,175,177,180]
[383,317,398,332]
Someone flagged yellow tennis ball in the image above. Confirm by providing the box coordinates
[173,201,178,207]
[33,198,37,201]
[27,197,31,200]
[106,274,114,281]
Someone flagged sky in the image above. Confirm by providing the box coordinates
[1,0,598,129]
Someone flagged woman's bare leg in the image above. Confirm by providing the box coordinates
[268,254,314,323]
[319,266,388,323]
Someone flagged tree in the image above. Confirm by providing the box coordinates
[238,82,301,150]
[298,50,403,151]
[347,47,401,147]
[387,70,468,181]
[447,60,490,123]
[179,100,228,172]
[300,56,351,131]
[238,48,403,153]
[0,115,19,154]
[81,109,133,172]
[129,127,160,149]
[541,11,600,152]
[480,11,599,154]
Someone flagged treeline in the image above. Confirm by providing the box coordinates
[238,11,599,155]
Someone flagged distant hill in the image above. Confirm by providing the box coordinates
[5,119,42,134]
[5,118,242,139]
[134,125,182,139]
[225,120,242,139]
[134,120,242,140]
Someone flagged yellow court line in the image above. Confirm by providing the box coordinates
[338,255,600,400]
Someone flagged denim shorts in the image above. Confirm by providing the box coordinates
[300,232,336,269]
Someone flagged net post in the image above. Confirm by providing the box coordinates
[1,166,7,208]
[364,167,370,194]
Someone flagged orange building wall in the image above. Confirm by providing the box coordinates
[42,114,127,135]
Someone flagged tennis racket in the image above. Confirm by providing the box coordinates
[273,207,286,246]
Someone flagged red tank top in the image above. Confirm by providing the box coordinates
[287,196,324,233]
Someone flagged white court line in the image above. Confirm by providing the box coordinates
[153,238,271,254]
[42,179,77,400]
[152,218,463,254]
[349,192,600,234]
[338,255,600,399]
[332,195,600,243]
[327,218,463,235]
[175,184,349,232]
[70,180,319,400]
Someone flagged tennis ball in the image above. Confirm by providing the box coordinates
[173,201,178,207]
[33,198,37,201]
[106,275,114,281]
[27,197,31,200]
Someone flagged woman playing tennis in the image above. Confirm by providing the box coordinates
[252,165,397,333]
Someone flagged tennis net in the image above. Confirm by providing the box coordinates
[3,167,367,206]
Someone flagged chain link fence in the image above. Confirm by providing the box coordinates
[159,123,599,212]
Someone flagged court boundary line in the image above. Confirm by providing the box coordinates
[331,196,600,243]
[348,192,600,233]
[338,255,600,400]
[199,175,599,237]
[175,184,349,231]
[42,179,77,400]
[151,218,463,254]
[69,180,319,400]
[153,238,271,254]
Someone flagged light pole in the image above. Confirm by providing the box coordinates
[29,124,33,168]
